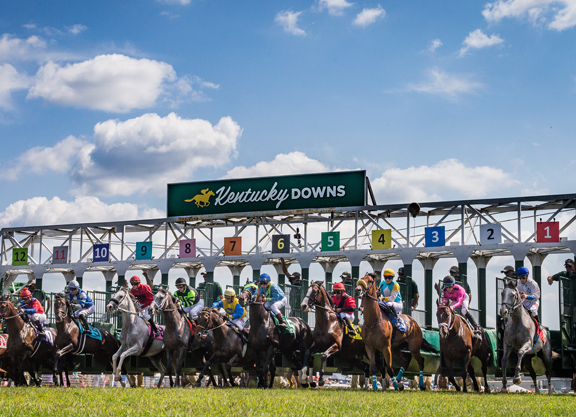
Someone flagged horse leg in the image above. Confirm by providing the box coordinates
[444,356,460,392]
[195,356,212,388]
[175,347,187,389]
[365,346,380,391]
[165,350,174,388]
[538,341,554,396]
[381,345,397,390]
[300,344,314,387]
[149,354,167,388]
[514,341,532,385]
[461,350,472,393]
[408,338,426,391]
[466,361,480,392]
[318,343,340,387]
[115,345,140,382]
[112,345,125,381]
[523,355,539,394]
[225,353,240,387]
[269,361,276,389]
[501,343,511,393]
[217,363,228,387]
[262,346,275,389]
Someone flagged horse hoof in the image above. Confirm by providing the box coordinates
[310,382,317,388]
[398,383,404,391]
[318,380,325,387]
[513,377,521,385]
[301,383,309,389]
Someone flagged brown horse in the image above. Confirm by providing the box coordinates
[355,274,431,390]
[53,293,121,387]
[194,308,245,387]
[0,296,59,386]
[436,299,491,392]
[300,281,372,387]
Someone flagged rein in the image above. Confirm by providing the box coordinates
[438,306,456,335]
[306,285,337,315]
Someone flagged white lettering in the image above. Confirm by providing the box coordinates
[337,185,346,197]
[312,187,326,198]
[292,188,301,199]
[327,186,336,198]
[301,187,311,199]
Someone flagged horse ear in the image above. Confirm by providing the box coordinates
[123,281,129,289]
[436,298,439,306]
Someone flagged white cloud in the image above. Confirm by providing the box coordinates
[483,0,576,30]
[318,0,354,16]
[405,68,484,100]
[28,54,180,113]
[0,34,46,62]
[0,196,164,228]
[353,5,385,27]
[67,24,87,36]
[224,152,330,179]
[460,29,504,56]
[429,39,443,53]
[1,136,90,180]
[371,159,519,203]
[0,64,30,110]
[275,11,306,36]
[71,112,242,196]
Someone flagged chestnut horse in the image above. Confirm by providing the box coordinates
[53,293,121,387]
[355,274,432,390]
[300,281,373,387]
[0,296,59,386]
[436,299,491,392]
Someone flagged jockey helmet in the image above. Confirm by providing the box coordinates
[224,288,236,297]
[383,268,395,278]
[449,266,459,275]
[397,267,404,276]
[175,277,187,286]
[442,276,455,286]
[20,288,32,299]
[259,273,271,284]
[129,276,141,285]
[333,282,345,291]
[516,266,529,277]
[68,280,79,289]
[340,271,351,280]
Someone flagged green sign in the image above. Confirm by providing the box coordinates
[168,171,366,217]
[12,248,28,266]
[321,231,340,251]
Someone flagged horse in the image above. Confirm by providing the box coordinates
[300,280,372,387]
[0,295,59,386]
[150,288,195,388]
[436,299,491,392]
[194,307,246,387]
[239,288,313,388]
[355,273,432,390]
[53,293,121,387]
[499,280,558,395]
[106,283,168,387]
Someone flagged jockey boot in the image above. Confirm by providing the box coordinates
[148,318,160,336]
[79,315,90,332]
[275,313,288,328]
[343,318,357,336]
[33,319,45,335]
[388,307,402,329]
[465,312,482,339]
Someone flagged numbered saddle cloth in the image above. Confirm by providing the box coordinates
[532,317,546,348]
[344,324,362,340]
[377,301,407,332]
[79,322,103,341]
[271,313,296,337]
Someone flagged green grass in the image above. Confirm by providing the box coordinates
[0,388,574,416]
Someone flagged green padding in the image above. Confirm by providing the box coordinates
[484,329,499,368]
[422,329,441,351]
[94,322,115,335]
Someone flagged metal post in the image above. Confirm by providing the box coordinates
[478,266,486,327]
[161,273,169,287]
[118,275,125,286]
[425,268,433,329]
[533,264,542,317]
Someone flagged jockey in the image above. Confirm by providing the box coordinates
[258,273,288,327]
[441,275,481,338]
[212,288,248,341]
[378,269,403,329]
[66,280,95,332]
[516,267,540,323]
[331,282,357,336]
[18,288,46,335]
[174,277,203,320]
[129,275,160,336]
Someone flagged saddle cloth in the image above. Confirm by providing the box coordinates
[344,323,362,340]
[377,301,407,332]
[456,313,482,341]
[270,312,296,337]
[147,324,165,340]
[79,323,103,341]
[532,316,546,347]
[0,335,6,349]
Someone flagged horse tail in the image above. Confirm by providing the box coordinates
[420,338,438,353]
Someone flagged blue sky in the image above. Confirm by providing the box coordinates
[1,0,575,326]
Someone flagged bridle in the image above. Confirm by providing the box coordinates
[196,309,228,334]
[303,284,336,314]
[0,300,22,321]
[153,290,179,312]
[356,277,378,301]
[501,287,522,318]
[107,288,139,315]
[437,305,457,337]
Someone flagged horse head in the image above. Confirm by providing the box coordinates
[355,273,375,299]
[150,287,168,317]
[500,281,521,319]
[237,288,252,307]
[54,293,69,322]
[107,283,131,314]
[436,298,454,338]
[301,280,327,312]
[196,307,224,334]
[0,296,15,320]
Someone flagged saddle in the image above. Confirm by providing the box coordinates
[270,312,296,336]
[344,323,362,340]
[77,321,103,341]
[457,313,482,341]
[140,325,165,356]
[377,301,407,332]
[531,316,546,347]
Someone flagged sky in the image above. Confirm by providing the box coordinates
[1,0,576,326]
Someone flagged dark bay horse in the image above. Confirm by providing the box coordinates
[0,296,59,386]
[300,281,370,387]
[500,280,558,395]
[239,289,313,388]
[194,308,245,387]
[106,284,168,387]
[53,293,121,387]
[150,288,195,388]
[436,299,491,392]
[355,274,431,391]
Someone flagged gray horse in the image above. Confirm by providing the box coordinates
[106,283,168,387]
[500,280,557,395]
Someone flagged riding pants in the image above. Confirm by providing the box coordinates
[186,300,204,319]
[28,313,46,324]
[137,305,151,321]
[523,301,539,317]
[339,312,354,321]
[451,294,470,315]
[386,301,403,314]
[229,316,247,330]
[264,297,287,315]
[74,305,95,318]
